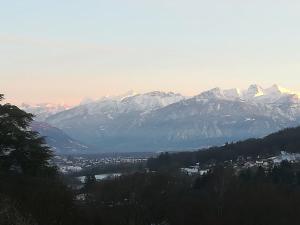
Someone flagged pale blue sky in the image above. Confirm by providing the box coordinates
[1,0,300,104]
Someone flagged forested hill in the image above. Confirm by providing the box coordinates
[147,126,300,170]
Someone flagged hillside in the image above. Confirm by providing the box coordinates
[147,126,300,170]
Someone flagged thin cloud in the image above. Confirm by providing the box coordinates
[0,34,130,53]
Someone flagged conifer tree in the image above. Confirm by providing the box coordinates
[0,94,55,176]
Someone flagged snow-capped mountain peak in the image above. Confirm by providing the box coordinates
[264,84,294,95]
[223,88,241,99]
[80,97,95,105]
[120,91,185,112]
[93,90,139,102]
[196,87,241,101]
[118,90,139,100]
[241,84,300,103]
[197,87,224,99]
[243,84,264,99]
[45,90,186,125]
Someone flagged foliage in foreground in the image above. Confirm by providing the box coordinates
[83,162,300,225]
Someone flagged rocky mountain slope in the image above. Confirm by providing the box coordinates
[30,121,91,154]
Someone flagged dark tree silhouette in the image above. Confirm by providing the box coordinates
[0,95,82,225]
[0,94,55,176]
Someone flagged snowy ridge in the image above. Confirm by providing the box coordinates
[195,84,300,104]
[46,91,185,123]
[20,103,71,121]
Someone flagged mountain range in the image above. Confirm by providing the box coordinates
[22,84,300,153]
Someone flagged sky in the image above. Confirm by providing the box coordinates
[1,0,300,105]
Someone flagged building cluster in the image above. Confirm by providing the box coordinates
[52,155,149,174]
[236,151,300,170]
[180,163,210,176]
[181,151,300,176]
